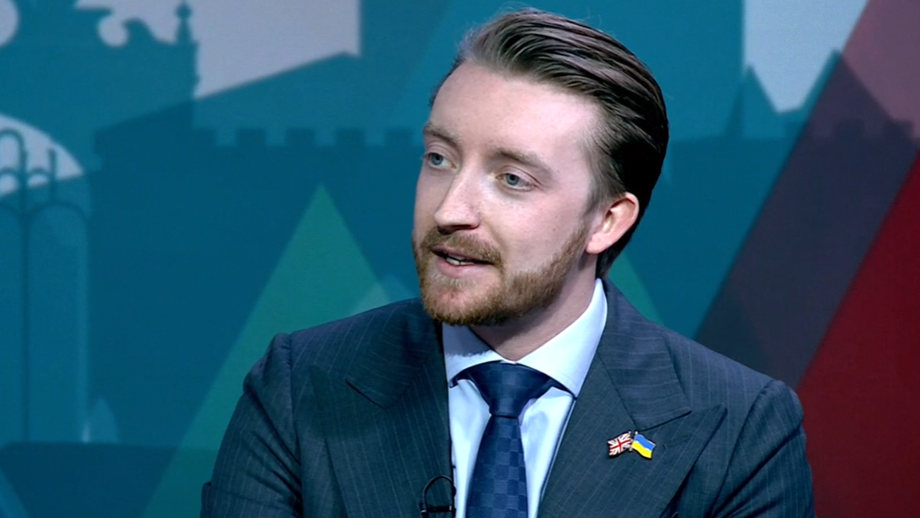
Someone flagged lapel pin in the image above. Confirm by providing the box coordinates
[608,431,656,460]
[631,433,656,459]
[607,431,634,458]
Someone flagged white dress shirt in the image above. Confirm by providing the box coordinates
[443,279,607,518]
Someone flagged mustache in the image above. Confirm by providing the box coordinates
[417,227,503,267]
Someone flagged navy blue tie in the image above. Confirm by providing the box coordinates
[461,362,557,518]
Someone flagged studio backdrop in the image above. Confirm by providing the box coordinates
[0,0,918,517]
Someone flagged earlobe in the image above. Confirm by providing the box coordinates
[585,193,639,255]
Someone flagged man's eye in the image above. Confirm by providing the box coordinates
[426,153,447,167]
[501,173,527,188]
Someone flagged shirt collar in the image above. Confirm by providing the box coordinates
[443,278,607,397]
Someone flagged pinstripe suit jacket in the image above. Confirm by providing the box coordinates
[201,283,814,517]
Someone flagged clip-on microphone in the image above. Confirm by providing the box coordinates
[418,475,456,517]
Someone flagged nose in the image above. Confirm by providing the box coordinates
[433,170,480,233]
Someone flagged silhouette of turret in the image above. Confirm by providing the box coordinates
[175,1,194,47]
[0,0,198,167]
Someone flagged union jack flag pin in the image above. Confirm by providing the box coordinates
[607,431,635,458]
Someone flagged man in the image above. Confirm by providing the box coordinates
[202,8,814,518]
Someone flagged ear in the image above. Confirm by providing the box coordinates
[585,193,639,255]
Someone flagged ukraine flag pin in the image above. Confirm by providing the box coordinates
[631,433,656,459]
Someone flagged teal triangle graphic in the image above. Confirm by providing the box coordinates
[143,185,385,518]
[608,251,663,324]
[349,273,416,316]
[349,280,394,316]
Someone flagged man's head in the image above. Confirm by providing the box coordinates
[412,8,668,327]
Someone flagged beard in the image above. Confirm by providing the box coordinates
[412,223,590,327]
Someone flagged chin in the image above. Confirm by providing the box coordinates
[422,282,531,327]
[420,285,487,324]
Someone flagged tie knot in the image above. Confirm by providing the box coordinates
[461,362,556,418]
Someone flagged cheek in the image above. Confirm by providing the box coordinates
[506,209,585,256]
[413,173,442,226]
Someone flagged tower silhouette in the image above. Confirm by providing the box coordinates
[0,0,197,168]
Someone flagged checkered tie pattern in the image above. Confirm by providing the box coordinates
[461,362,557,518]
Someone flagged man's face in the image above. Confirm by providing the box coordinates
[412,62,602,326]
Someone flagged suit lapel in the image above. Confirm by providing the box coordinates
[312,286,726,517]
[313,308,453,518]
[539,285,726,518]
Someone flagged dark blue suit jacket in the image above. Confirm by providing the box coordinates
[202,283,814,517]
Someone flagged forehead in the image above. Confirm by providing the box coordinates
[428,63,599,159]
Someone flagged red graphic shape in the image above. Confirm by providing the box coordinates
[844,0,920,139]
[798,153,920,518]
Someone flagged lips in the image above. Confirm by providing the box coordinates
[432,246,490,266]
[416,227,502,271]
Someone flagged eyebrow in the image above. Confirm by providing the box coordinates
[492,146,556,179]
[423,122,557,179]
[422,123,459,147]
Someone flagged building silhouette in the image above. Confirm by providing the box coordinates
[0,0,197,168]
[88,102,422,447]
[0,0,197,447]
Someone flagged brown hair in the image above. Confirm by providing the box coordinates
[440,8,669,277]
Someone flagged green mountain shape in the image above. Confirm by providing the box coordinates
[349,273,416,315]
[143,189,658,517]
[608,251,663,324]
[143,185,385,518]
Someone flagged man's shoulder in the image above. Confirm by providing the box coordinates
[271,298,434,375]
[636,316,813,514]
[658,321,772,391]
[605,284,792,410]
[646,318,805,435]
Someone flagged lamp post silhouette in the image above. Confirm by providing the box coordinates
[1,127,87,441]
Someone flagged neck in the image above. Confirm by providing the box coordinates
[471,274,598,361]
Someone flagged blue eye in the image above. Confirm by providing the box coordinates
[426,152,446,167]
[504,174,521,186]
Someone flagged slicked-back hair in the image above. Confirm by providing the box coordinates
[438,8,669,277]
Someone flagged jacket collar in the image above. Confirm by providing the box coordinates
[315,301,452,518]
[597,280,692,429]
[538,281,724,518]
[331,285,723,518]
[346,301,443,408]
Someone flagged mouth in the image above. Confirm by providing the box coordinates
[432,247,491,267]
